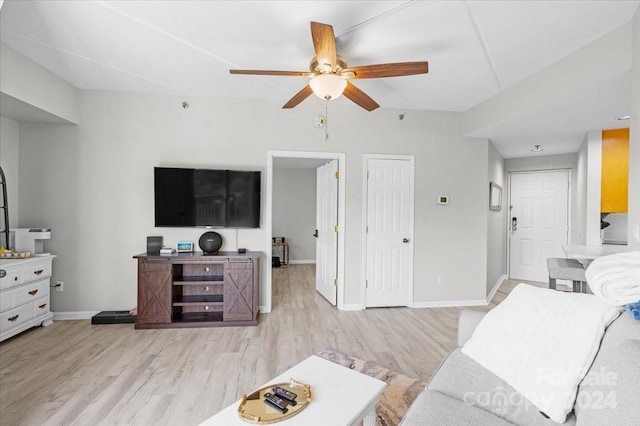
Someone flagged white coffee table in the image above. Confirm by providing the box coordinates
[199,355,386,426]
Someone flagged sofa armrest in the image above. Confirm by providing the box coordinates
[457,310,486,347]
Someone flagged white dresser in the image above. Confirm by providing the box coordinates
[0,255,55,342]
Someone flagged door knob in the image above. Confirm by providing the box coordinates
[313,229,319,238]
[402,238,410,243]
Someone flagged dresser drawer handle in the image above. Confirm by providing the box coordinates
[39,303,47,309]
[204,267,210,272]
[34,269,44,275]
[204,286,210,291]
[8,315,19,322]
[204,305,209,311]
[28,289,39,296]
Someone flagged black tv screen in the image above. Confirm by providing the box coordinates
[154,167,260,228]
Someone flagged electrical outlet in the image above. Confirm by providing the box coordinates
[56,281,64,292]
[437,275,444,284]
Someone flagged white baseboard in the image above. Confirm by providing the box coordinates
[259,305,270,314]
[486,274,507,304]
[53,311,100,321]
[340,303,364,311]
[288,260,316,264]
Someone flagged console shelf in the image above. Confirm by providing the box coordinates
[134,251,260,329]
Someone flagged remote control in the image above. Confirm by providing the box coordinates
[263,393,289,413]
[272,386,297,405]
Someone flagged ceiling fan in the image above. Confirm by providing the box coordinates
[229,22,429,111]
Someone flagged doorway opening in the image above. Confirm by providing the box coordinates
[265,151,346,313]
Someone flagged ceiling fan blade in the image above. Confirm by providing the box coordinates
[230,69,314,77]
[341,61,429,79]
[342,82,380,111]
[283,85,314,109]
[310,21,337,71]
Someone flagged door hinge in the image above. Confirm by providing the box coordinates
[334,225,339,233]
[334,279,338,287]
[335,171,339,179]
[365,280,368,288]
[367,170,370,179]
[366,225,369,233]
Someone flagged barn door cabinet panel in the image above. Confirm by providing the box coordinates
[136,258,172,325]
[134,252,259,329]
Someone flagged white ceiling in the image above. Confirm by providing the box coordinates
[0,0,637,158]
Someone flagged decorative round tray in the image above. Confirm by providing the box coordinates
[238,379,312,424]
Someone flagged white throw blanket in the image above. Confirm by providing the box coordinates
[585,251,640,306]
[461,284,621,423]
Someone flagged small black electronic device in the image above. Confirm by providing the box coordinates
[146,236,163,254]
[238,248,247,254]
[272,387,297,405]
[263,393,288,413]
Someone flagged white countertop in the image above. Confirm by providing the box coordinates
[563,244,630,260]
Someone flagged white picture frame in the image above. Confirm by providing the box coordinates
[490,182,502,211]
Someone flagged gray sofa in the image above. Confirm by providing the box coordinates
[401,310,640,425]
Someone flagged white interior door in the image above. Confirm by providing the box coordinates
[365,158,413,307]
[509,171,569,282]
[315,160,338,305]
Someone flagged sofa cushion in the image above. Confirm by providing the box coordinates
[427,348,576,426]
[575,338,640,425]
[400,390,513,426]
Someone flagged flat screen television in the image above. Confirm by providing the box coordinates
[154,167,261,228]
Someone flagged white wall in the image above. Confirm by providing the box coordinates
[0,115,19,243]
[629,7,640,249]
[272,168,316,262]
[574,135,589,244]
[0,42,79,124]
[486,142,505,296]
[585,131,603,245]
[17,90,491,313]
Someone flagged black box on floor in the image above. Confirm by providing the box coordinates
[91,311,136,324]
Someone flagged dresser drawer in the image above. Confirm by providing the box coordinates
[33,296,50,317]
[22,262,52,285]
[14,279,50,307]
[0,288,13,312]
[0,259,52,289]
[0,269,22,290]
[0,303,34,333]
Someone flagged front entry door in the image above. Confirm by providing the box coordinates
[315,160,338,305]
[509,171,569,282]
[365,158,413,307]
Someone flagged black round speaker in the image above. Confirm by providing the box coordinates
[199,231,223,254]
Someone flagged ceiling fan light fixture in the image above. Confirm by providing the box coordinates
[309,73,347,101]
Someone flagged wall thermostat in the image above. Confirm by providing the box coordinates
[313,115,326,128]
[437,195,449,205]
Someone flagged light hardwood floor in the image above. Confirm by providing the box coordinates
[0,265,545,425]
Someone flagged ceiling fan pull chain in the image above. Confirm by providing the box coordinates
[325,106,329,142]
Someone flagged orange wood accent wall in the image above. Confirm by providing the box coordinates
[601,128,629,213]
